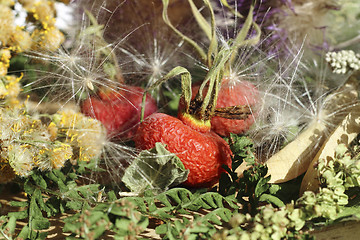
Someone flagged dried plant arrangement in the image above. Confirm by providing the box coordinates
[1,1,360,239]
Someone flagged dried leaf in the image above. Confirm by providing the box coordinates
[266,73,359,183]
[122,143,189,194]
[300,107,360,194]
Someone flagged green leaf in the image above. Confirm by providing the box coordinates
[10,201,29,208]
[110,205,128,217]
[52,169,66,182]
[8,210,28,219]
[31,172,47,189]
[87,211,107,225]
[4,216,16,235]
[336,205,360,219]
[115,218,132,231]
[195,192,224,209]
[108,191,117,201]
[155,192,173,208]
[24,179,35,195]
[219,0,243,17]
[255,177,271,198]
[32,219,50,230]
[30,195,42,218]
[187,0,212,40]
[126,197,147,212]
[17,225,30,239]
[146,197,158,212]
[122,142,189,194]
[63,215,81,232]
[269,184,281,195]
[92,225,108,239]
[186,0,218,66]
[65,199,83,210]
[228,4,261,67]
[155,224,168,235]
[152,207,175,219]
[201,208,232,225]
[258,194,285,207]
[33,189,53,217]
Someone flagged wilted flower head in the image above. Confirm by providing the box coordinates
[11,26,32,52]
[31,27,65,52]
[267,0,339,55]
[215,0,339,56]
[52,109,107,162]
[36,141,73,171]
[0,48,11,77]
[7,144,34,177]
[0,6,15,47]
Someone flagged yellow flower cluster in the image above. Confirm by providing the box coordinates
[0,48,11,76]
[36,141,73,171]
[0,73,23,107]
[0,7,17,49]
[0,0,67,95]
[21,0,65,52]
[0,1,112,185]
[0,107,110,184]
[0,3,33,54]
[0,107,73,183]
[52,109,107,163]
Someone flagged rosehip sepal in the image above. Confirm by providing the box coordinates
[178,112,211,133]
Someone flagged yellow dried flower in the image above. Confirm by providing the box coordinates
[11,27,33,52]
[17,0,33,7]
[0,107,49,148]
[0,7,14,47]
[0,63,7,77]
[0,79,7,96]
[0,0,15,7]
[32,27,65,52]
[36,141,73,170]
[4,74,23,98]
[58,0,70,4]
[8,144,35,177]
[21,0,57,33]
[47,121,58,141]
[0,48,11,76]
[5,96,21,108]
[0,73,23,107]
[54,110,107,162]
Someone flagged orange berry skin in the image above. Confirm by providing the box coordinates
[134,113,232,188]
[81,86,157,140]
[192,79,258,136]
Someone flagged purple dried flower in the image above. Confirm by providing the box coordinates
[214,0,339,56]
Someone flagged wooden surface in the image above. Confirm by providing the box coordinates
[311,220,360,240]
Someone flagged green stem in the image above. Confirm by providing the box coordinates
[220,0,244,18]
[161,0,207,63]
[159,1,259,121]
[140,66,193,122]
[202,0,218,67]
[193,48,231,120]
[226,5,261,74]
